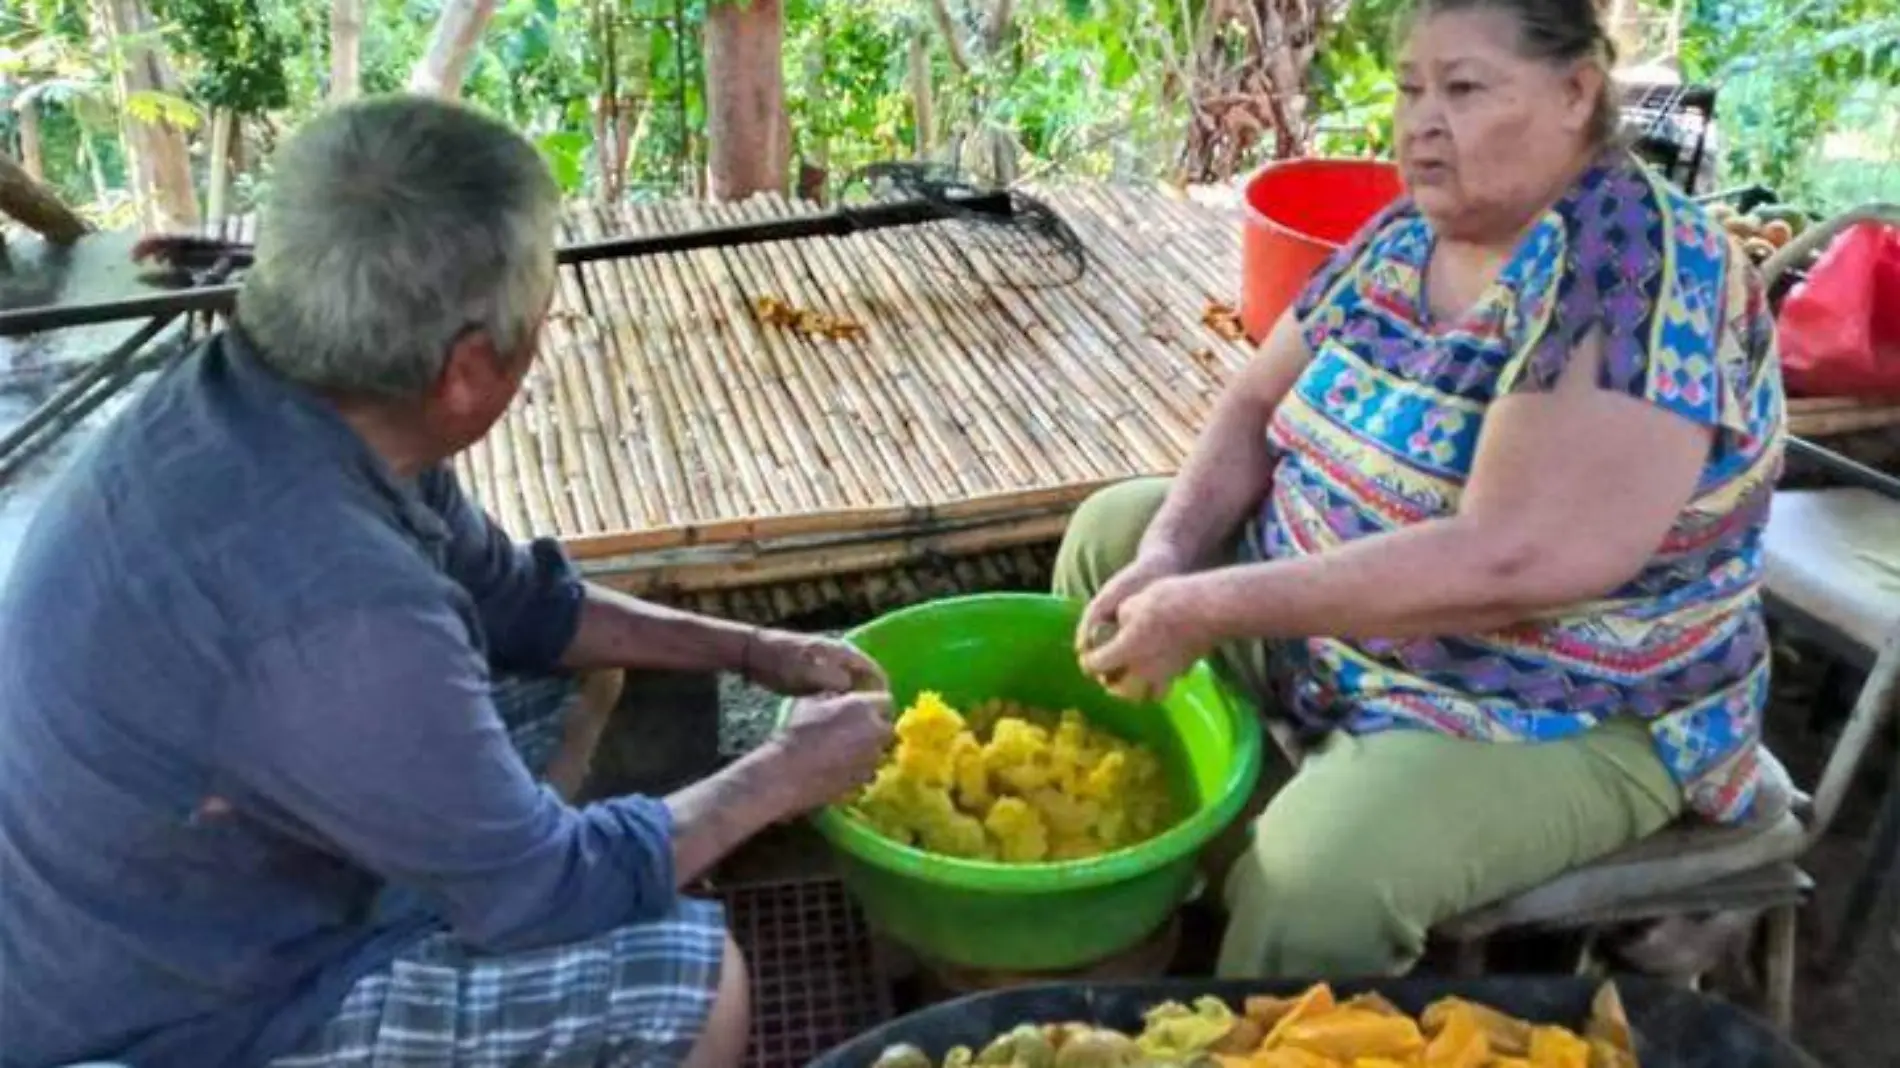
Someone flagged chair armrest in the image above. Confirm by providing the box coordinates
[1785,436,1900,502]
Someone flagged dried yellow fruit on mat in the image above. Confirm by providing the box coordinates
[1245,995,1300,1030]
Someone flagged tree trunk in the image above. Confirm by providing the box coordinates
[206,108,235,230]
[703,0,788,201]
[0,151,91,244]
[408,0,498,99]
[907,32,934,157]
[330,0,365,100]
[17,100,46,181]
[92,0,200,232]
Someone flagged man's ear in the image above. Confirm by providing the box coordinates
[431,328,512,418]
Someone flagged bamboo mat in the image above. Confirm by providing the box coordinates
[453,184,1249,595]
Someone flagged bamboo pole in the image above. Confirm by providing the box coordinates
[655,202,812,515]
[718,195,930,507]
[887,212,1194,465]
[608,201,783,519]
[546,328,604,532]
[886,211,1178,476]
[734,195,947,505]
[578,206,701,524]
[1788,406,1900,438]
[613,201,735,522]
[863,220,1126,485]
[559,478,1116,559]
[823,227,1039,491]
[675,197,857,512]
[645,198,824,517]
[555,217,668,528]
[783,211,992,498]
[589,513,1068,595]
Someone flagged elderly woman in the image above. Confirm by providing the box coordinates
[1058,0,1783,978]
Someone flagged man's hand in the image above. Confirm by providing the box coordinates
[1076,548,1185,656]
[744,630,888,696]
[667,689,893,886]
[1080,575,1212,704]
[761,691,895,815]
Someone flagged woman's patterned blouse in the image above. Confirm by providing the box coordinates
[1260,150,1786,823]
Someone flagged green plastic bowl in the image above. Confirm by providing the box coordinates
[777,593,1262,972]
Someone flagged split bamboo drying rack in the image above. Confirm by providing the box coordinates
[412,185,1255,600]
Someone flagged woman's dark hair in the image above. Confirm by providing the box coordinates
[1402,0,1623,144]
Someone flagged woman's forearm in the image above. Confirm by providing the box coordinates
[1144,316,1309,566]
[1177,516,1559,643]
[561,584,752,673]
[1143,387,1279,566]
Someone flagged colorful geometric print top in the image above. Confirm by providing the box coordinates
[1258,150,1787,824]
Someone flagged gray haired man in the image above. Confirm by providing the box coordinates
[0,95,892,1068]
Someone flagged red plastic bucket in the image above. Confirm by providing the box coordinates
[1240,158,1404,342]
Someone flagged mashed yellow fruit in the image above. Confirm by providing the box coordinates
[847,692,1174,862]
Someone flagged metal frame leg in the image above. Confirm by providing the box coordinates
[1828,774,1900,975]
[1763,905,1799,1031]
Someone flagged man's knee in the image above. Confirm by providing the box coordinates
[1053,478,1172,599]
[547,669,625,800]
[681,936,749,1068]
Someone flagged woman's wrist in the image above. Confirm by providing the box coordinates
[1164,571,1237,651]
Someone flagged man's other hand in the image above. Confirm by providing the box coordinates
[744,630,888,696]
[764,691,894,815]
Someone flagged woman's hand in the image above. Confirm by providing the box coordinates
[1079,576,1213,703]
[743,630,888,696]
[1076,548,1186,655]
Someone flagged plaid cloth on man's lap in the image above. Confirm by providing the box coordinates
[270,675,728,1068]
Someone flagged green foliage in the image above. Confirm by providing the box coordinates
[158,0,292,112]
[1308,0,1403,158]
[4,0,1895,222]
[1681,0,1900,208]
[124,86,201,127]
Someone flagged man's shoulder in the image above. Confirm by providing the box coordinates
[4,343,449,646]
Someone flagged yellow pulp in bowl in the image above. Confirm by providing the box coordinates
[847,691,1175,863]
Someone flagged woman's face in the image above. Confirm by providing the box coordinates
[1395,8,1604,241]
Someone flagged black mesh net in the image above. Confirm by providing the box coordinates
[843,162,1090,289]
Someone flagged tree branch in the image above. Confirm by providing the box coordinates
[928,0,970,73]
[0,151,91,245]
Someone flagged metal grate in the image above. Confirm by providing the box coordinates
[720,877,894,1068]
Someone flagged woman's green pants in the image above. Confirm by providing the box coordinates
[1052,478,1685,979]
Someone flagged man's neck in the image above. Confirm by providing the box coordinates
[328,397,443,480]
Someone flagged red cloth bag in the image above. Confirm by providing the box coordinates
[1777,221,1900,398]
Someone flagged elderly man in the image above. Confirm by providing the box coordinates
[0,96,892,1068]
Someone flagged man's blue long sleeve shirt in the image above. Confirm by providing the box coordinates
[0,331,676,1067]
